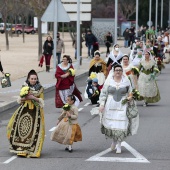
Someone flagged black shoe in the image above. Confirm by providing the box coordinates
[68,148,73,153]
[65,147,69,151]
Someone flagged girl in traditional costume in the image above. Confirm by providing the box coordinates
[55,55,82,108]
[7,70,45,158]
[89,51,107,86]
[51,95,82,152]
[138,51,161,106]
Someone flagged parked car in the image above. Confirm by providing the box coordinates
[0,23,13,33]
[12,24,36,34]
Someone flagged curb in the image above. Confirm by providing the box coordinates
[0,71,89,113]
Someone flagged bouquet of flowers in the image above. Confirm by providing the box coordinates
[89,72,97,79]
[68,68,75,76]
[20,86,30,98]
[62,103,72,124]
[95,90,99,95]
[155,57,165,71]
[122,89,140,105]
[20,86,39,107]
[131,67,139,76]
[62,103,71,111]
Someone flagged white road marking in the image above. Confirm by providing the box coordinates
[49,127,56,131]
[84,103,90,106]
[78,108,83,111]
[3,156,17,164]
[86,142,150,163]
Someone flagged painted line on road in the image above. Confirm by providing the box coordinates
[84,103,90,106]
[49,127,56,132]
[3,156,17,164]
[78,108,83,112]
[86,142,150,163]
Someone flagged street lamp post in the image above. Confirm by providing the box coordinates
[149,0,152,30]
[53,0,58,74]
[77,0,80,69]
[114,0,118,44]
[136,0,139,37]
[169,0,170,27]
[161,0,163,28]
[155,0,158,36]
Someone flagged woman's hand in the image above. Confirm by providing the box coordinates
[66,111,71,118]
[57,121,60,125]
[99,105,105,113]
[25,94,36,100]
[61,73,69,78]
[127,96,133,101]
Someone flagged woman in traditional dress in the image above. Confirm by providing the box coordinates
[131,50,144,68]
[51,95,82,152]
[7,70,45,158]
[138,51,161,106]
[55,55,82,108]
[43,36,54,72]
[107,44,124,74]
[99,65,138,154]
[89,51,107,86]
[121,55,138,89]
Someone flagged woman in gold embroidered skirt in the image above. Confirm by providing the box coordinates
[7,70,45,158]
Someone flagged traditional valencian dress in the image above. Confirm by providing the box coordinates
[55,63,82,108]
[51,105,82,145]
[138,59,161,103]
[122,63,138,89]
[7,82,45,158]
[99,76,138,141]
[107,50,124,71]
[89,58,107,86]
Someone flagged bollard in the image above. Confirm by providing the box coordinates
[80,56,82,65]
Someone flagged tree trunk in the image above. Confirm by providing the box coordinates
[22,16,25,43]
[4,20,9,50]
[38,16,42,61]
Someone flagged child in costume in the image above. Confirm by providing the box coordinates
[51,95,82,152]
[86,78,100,105]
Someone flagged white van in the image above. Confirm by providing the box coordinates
[0,23,13,33]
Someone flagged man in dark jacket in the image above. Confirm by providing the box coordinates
[85,30,97,58]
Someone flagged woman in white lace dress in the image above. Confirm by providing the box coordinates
[138,51,161,106]
[99,65,138,154]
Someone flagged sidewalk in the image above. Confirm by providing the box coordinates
[0,39,130,113]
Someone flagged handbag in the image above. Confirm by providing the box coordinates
[38,54,45,67]
[1,73,11,88]
[126,100,138,119]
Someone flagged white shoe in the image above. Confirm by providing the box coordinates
[111,143,116,151]
[116,146,121,154]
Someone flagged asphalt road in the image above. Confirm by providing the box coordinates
[0,65,170,170]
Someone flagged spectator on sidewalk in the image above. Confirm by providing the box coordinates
[42,36,54,72]
[0,50,4,75]
[123,28,129,48]
[85,30,97,58]
[57,32,65,64]
[104,31,113,55]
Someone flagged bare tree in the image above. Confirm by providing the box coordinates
[0,0,14,50]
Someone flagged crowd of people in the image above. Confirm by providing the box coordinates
[5,25,170,157]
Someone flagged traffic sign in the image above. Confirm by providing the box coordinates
[147,21,153,27]
[41,0,70,22]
